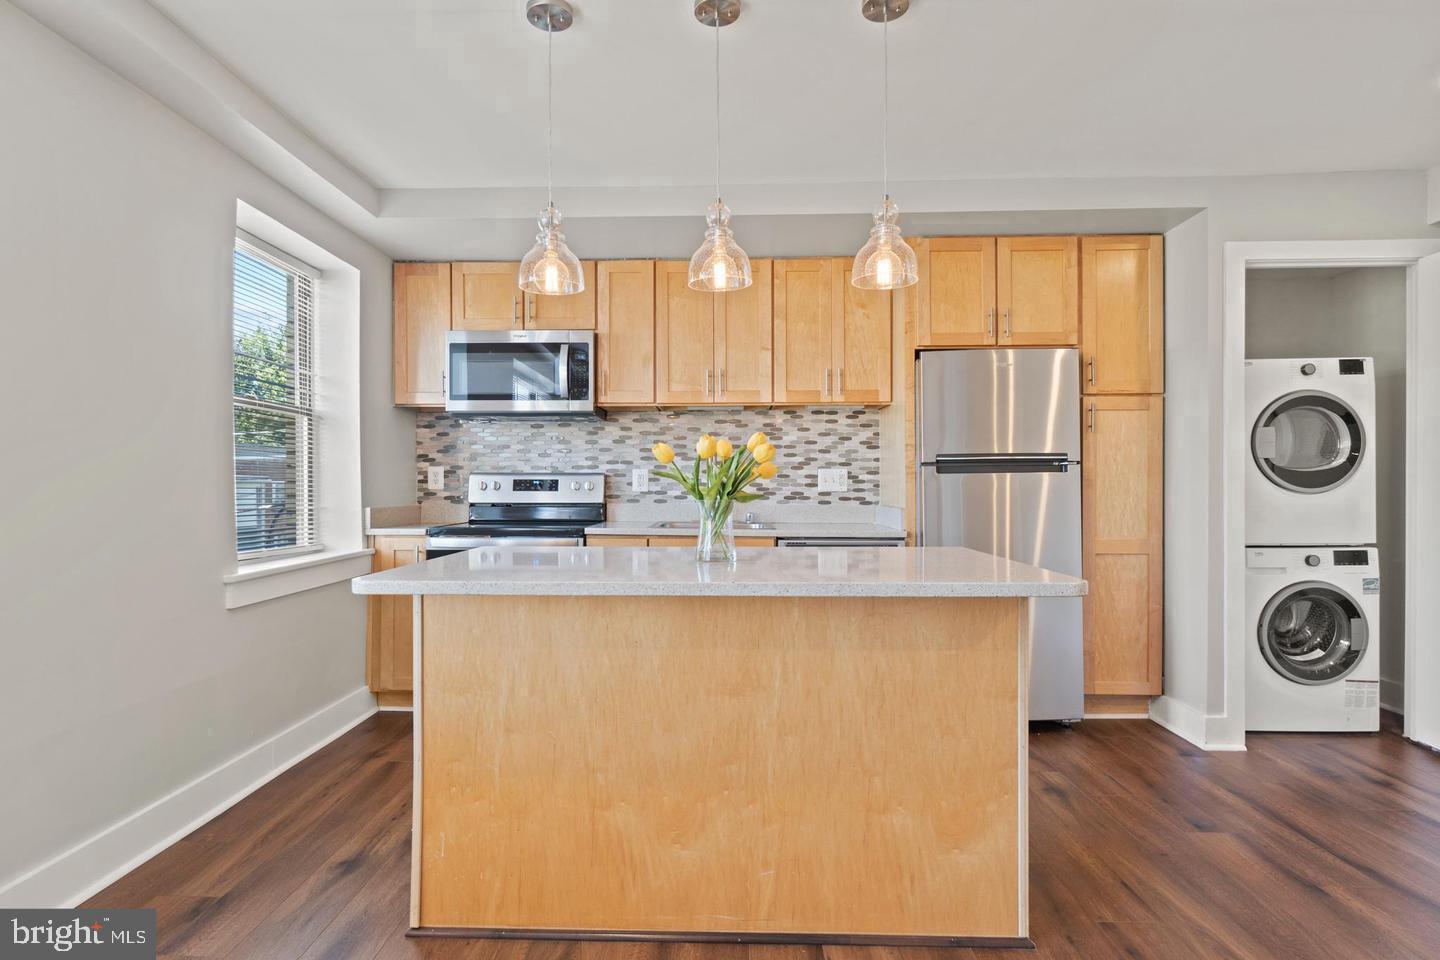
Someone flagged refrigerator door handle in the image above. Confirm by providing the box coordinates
[927,453,1074,474]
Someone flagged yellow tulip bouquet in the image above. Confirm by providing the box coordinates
[651,432,779,562]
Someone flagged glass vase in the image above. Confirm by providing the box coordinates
[696,498,736,564]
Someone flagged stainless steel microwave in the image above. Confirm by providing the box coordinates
[444,330,595,414]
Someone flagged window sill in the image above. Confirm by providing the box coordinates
[223,547,374,610]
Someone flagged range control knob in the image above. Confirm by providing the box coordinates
[571,481,581,491]
[1300,362,1317,376]
[1305,554,1322,567]
[475,480,488,491]
[584,480,595,491]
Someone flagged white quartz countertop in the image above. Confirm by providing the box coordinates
[584,521,907,540]
[351,545,1086,599]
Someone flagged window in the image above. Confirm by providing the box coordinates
[232,232,319,560]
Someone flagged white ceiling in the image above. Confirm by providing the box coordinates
[145,0,1440,193]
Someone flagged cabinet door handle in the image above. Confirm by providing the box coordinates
[1087,355,1096,386]
[528,298,536,322]
[824,368,831,400]
[513,295,521,328]
[986,307,995,339]
[706,369,713,399]
[1088,401,1096,432]
[441,368,447,401]
[1003,308,1011,339]
[837,368,844,397]
[720,368,726,395]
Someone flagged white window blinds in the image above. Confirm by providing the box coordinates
[232,233,320,560]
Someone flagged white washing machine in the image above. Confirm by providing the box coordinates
[1245,357,1376,546]
[1245,546,1380,732]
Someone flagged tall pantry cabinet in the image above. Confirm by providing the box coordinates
[1080,236,1165,712]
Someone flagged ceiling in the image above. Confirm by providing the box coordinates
[145,0,1440,193]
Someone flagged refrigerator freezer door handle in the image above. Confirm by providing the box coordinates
[929,453,1073,474]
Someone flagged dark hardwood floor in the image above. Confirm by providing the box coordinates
[85,712,1440,960]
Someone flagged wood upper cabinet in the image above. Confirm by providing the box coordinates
[393,263,451,406]
[917,238,996,347]
[525,260,597,330]
[367,536,425,694]
[452,261,522,330]
[835,259,892,403]
[1081,235,1164,394]
[715,259,773,405]
[655,261,717,404]
[997,236,1078,346]
[773,258,838,403]
[774,258,892,405]
[597,260,656,405]
[655,260,775,405]
[1082,396,1164,696]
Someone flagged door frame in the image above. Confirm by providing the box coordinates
[1222,240,1440,749]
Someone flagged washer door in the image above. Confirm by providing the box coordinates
[1258,581,1369,685]
[1251,391,1364,493]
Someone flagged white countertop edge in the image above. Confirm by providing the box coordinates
[352,581,1085,598]
[365,527,430,536]
[584,523,907,539]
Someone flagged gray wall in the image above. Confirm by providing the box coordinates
[0,2,414,898]
[1245,268,1408,710]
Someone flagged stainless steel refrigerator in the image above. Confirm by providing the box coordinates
[917,348,1084,722]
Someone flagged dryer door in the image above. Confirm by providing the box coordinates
[1258,581,1369,685]
[1251,391,1365,494]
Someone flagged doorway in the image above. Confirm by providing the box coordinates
[1221,240,1440,751]
[1244,266,1406,715]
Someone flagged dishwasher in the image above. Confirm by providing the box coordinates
[777,538,906,548]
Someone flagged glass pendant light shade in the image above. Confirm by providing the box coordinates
[688,199,752,292]
[519,204,584,296]
[852,196,918,290]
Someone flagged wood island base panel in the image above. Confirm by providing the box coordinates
[414,593,1033,942]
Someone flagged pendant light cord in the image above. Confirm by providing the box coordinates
[714,9,721,202]
[882,4,889,200]
[546,18,554,209]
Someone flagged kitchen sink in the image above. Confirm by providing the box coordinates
[654,520,775,531]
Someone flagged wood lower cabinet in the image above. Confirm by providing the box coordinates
[367,536,426,702]
[393,263,451,407]
[1082,396,1164,697]
[597,260,656,405]
[1081,235,1164,394]
[917,238,996,346]
[997,236,1078,346]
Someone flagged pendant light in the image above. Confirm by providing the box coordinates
[688,0,752,292]
[519,0,584,296]
[851,0,918,290]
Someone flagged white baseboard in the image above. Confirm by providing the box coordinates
[1380,675,1404,715]
[0,685,377,908]
[1146,694,1250,750]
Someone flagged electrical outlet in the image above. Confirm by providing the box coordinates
[817,468,849,492]
[631,468,650,492]
[426,466,446,492]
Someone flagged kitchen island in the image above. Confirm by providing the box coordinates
[352,545,1085,947]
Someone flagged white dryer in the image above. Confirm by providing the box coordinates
[1245,357,1376,546]
[1245,546,1379,732]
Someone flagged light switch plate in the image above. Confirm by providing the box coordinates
[817,468,849,492]
[426,466,445,492]
[631,468,650,492]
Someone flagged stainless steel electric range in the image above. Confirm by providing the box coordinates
[423,473,605,558]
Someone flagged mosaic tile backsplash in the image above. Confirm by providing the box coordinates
[416,408,880,519]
